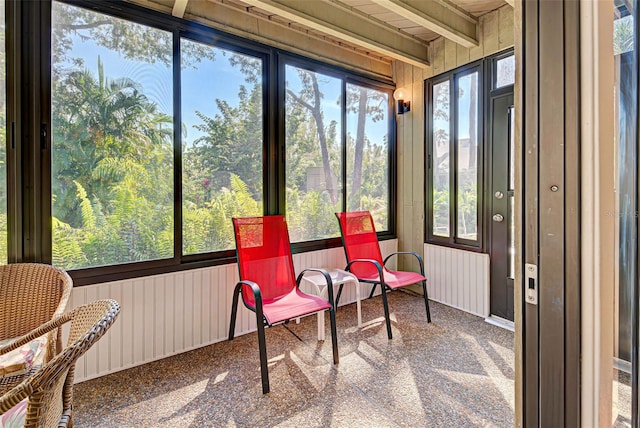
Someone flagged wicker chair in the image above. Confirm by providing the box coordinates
[0,264,73,362]
[0,299,120,427]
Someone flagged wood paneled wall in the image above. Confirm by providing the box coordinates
[67,240,397,383]
[393,4,514,272]
[424,244,490,317]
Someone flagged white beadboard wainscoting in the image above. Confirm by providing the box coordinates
[424,244,490,318]
[67,239,397,383]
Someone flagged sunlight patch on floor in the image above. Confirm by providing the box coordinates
[460,332,514,409]
[118,378,209,422]
[288,350,333,391]
[356,340,389,366]
[388,360,427,423]
[214,371,228,384]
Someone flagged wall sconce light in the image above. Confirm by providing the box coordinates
[393,88,411,114]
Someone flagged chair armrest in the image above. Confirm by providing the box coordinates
[383,252,425,275]
[0,383,29,414]
[297,268,335,306]
[345,259,385,282]
[0,311,72,356]
[235,280,263,309]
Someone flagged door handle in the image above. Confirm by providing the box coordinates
[492,214,504,222]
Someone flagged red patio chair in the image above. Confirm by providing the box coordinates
[228,215,339,394]
[335,211,431,339]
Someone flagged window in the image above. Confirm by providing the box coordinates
[27,1,394,283]
[456,72,480,240]
[285,63,393,243]
[346,83,390,231]
[427,65,482,247]
[181,40,264,255]
[426,52,514,250]
[431,80,451,237]
[51,3,174,269]
[285,65,342,242]
[495,56,515,88]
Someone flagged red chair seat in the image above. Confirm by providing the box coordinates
[358,269,426,290]
[336,210,432,339]
[256,288,331,325]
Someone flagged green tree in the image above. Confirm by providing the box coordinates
[51,58,174,268]
[52,2,214,68]
[287,70,340,204]
[52,57,172,227]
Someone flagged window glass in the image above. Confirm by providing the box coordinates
[51,2,173,269]
[432,80,450,237]
[181,39,263,255]
[495,55,515,88]
[346,83,389,231]
[613,3,636,425]
[285,65,342,242]
[614,14,634,55]
[456,72,479,240]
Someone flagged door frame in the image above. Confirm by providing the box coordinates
[519,0,586,426]
[579,1,616,426]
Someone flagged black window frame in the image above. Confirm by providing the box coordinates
[12,0,397,285]
[424,49,515,253]
[425,60,485,251]
[279,54,396,252]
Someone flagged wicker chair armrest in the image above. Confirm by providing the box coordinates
[0,383,31,414]
[0,312,72,356]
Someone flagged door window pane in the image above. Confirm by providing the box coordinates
[51,2,174,269]
[346,83,389,231]
[285,65,342,242]
[456,72,479,240]
[181,40,263,255]
[432,80,450,237]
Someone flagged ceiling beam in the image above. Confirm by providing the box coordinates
[172,0,189,18]
[241,0,430,68]
[370,0,479,48]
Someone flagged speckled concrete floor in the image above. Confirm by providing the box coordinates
[73,291,515,427]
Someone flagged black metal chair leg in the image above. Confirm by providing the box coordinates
[335,283,345,307]
[422,280,431,323]
[380,284,393,339]
[328,305,339,364]
[228,283,242,340]
[368,283,378,299]
[255,312,270,394]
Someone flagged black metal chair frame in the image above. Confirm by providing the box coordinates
[342,251,431,340]
[229,268,339,394]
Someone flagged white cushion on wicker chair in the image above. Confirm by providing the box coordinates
[0,338,46,378]
[0,399,26,428]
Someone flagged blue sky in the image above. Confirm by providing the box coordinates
[55,10,388,149]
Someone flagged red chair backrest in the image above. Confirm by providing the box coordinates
[335,211,384,279]
[233,215,297,304]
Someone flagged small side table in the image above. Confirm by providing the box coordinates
[300,269,362,341]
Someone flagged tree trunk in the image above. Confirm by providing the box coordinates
[350,87,368,209]
[310,75,337,204]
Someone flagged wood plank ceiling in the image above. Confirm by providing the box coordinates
[168,0,510,69]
